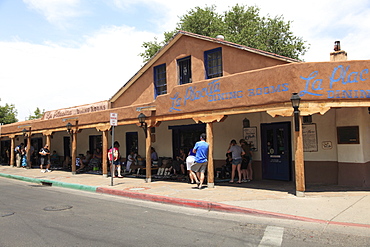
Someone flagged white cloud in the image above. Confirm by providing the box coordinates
[23,0,85,28]
[3,0,370,121]
[0,25,155,121]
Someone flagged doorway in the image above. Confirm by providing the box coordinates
[125,132,138,159]
[89,135,102,154]
[261,122,292,181]
[170,124,206,158]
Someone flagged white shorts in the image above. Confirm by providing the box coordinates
[186,156,195,170]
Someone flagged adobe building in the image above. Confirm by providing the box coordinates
[1,31,370,194]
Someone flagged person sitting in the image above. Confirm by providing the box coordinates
[82,151,92,167]
[90,147,102,171]
[175,148,186,175]
[220,153,232,179]
[76,154,85,172]
[50,150,60,166]
[151,147,158,165]
[125,150,137,173]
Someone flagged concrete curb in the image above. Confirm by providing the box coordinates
[2,173,370,229]
[0,173,97,192]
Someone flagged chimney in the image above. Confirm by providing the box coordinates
[330,41,347,61]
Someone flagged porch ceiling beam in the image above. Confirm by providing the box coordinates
[192,115,227,124]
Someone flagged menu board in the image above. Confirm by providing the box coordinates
[302,124,318,152]
[243,127,258,151]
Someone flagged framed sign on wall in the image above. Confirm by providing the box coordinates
[243,127,258,151]
[302,124,318,152]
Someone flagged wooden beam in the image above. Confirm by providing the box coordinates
[192,115,227,124]
[102,130,108,177]
[145,128,152,183]
[294,115,305,197]
[206,123,214,188]
[71,131,77,175]
[10,137,15,167]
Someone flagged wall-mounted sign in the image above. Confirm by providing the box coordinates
[337,126,360,144]
[322,141,332,150]
[243,127,258,151]
[302,124,318,152]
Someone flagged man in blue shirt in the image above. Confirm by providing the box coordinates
[191,133,209,189]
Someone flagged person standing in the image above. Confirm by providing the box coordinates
[108,141,122,178]
[21,145,27,168]
[240,139,253,182]
[39,144,51,173]
[227,139,245,184]
[186,147,198,184]
[14,143,24,168]
[191,133,209,189]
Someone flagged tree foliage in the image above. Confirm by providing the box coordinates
[0,103,18,124]
[28,107,45,120]
[140,4,309,63]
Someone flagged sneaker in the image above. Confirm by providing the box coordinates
[46,169,51,172]
[41,169,46,173]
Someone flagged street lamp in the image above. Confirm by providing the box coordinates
[138,113,148,138]
[66,122,73,136]
[291,93,301,131]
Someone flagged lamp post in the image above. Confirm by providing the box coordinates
[290,93,305,197]
[138,113,153,182]
[291,93,301,132]
[66,122,73,136]
[138,113,148,138]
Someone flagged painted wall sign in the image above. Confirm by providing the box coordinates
[166,63,370,114]
[299,65,369,98]
[43,101,108,120]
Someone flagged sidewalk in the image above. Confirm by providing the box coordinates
[1,165,370,228]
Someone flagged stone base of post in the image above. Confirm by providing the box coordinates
[296,191,305,197]
[207,182,214,188]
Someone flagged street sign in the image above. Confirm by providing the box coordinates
[110,113,118,126]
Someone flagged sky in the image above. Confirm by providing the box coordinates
[1,0,370,121]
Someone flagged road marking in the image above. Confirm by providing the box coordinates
[258,226,284,247]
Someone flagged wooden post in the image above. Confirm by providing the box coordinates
[26,133,31,168]
[102,130,109,178]
[10,137,15,167]
[71,131,77,175]
[145,127,152,183]
[46,134,51,149]
[294,115,305,197]
[206,122,214,188]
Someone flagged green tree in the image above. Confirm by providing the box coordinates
[0,103,18,124]
[28,107,45,120]
[140,4,308,62]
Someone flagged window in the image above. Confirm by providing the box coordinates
[178,56,192,85]
[204,47,223,79]
[154,64,167,97]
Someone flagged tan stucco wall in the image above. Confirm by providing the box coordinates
[112,35,290,108]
